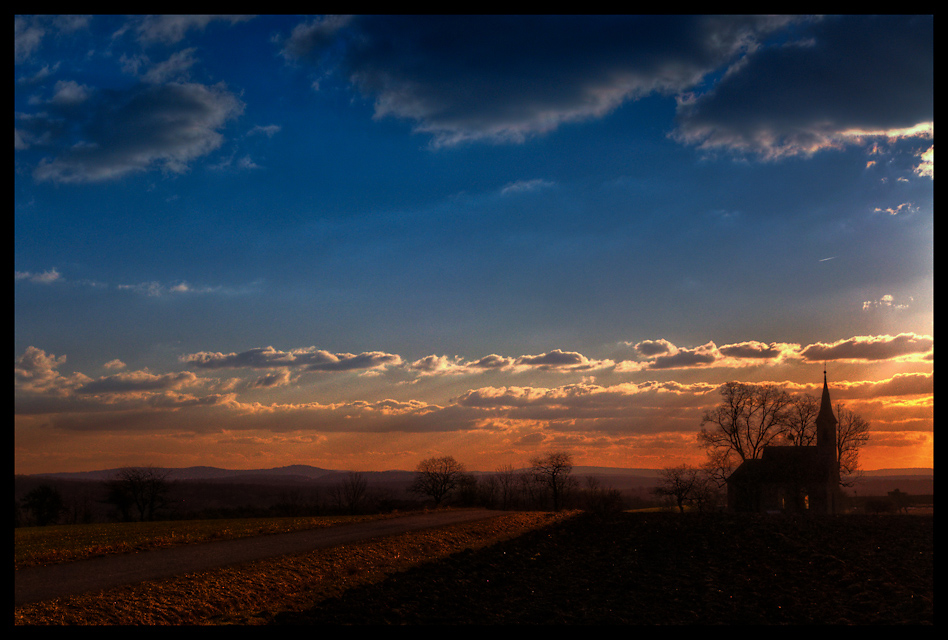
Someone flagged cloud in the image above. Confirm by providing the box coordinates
[248,124,281,137]
[15,344,930,451]
[862,294,911,311]
[799,333,933,362]
[14,347,230,417]
[15,346,89,395]
[873,203,918,217]
[76,371,200,395]
[624,339,725,370]
[138,48,199,84]
[22,80,244,183]
[182,346,403,373]
[282,15,793,147]
[131,15,252,46]
[465,354,517,371]
[632,339,676,357]
[117,280,224,297]
[406,349,616,378]
[673,15,933,159]
[717,341,799,360]
[15,16,48,64]
[624,334,932,370]
[249,370,294,389]
[915,145,933,179]
[512,349,614,372]
[406,354,469,378]
[15,268,61,284]
[831,372,933,400]
[49,79,91,105]
[500,179,555,195]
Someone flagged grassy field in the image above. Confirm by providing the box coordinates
[14,512,406,570]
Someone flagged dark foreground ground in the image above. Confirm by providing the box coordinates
[272,511,933,625]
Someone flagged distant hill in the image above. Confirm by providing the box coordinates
[20,465,930,483]
[20,465,341,483]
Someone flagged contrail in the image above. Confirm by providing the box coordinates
[819,256,836,262]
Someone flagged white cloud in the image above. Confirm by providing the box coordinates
[117,280,222,297]
[862,295,911,312]
[873,202,918,216]
[14,16,46,64]
[49,80,91,105]
[500,179,555,195]
[15,268,61,284]
[139,48,199,84]
[915,145,933,179]
[248,124,281,137]
[132,15,252,46]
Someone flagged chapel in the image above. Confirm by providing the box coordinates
[725,371,841,514]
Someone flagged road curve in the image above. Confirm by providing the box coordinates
[15,509,501,606]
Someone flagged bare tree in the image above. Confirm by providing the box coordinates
[494,463,519,510]
[409,456,468,507]
[518,468,541,509]
[655,465,721,513]
[329,471,369,514]
[530,451,575,512]
[701,448,735,490]
[654,465,702,513]
[698,382,794,478]
[783,393,820,446]
[21,484,65,526]
[579,475,625,514]
[104,466,172,522]
[836,403,871,486]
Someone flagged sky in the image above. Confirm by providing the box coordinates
[15,15,933,475]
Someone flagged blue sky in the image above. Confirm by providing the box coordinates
[15,15,933,474]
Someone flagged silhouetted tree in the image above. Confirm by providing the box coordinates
[330,472,368,514]
[479,474,500,509]
[698,382,793,479]
[104,466,172,522]
[783,393,820,446]
[654,465,707,513]
[494,464,520,510]
[21,484,65,526]
[530,451,575,512]
[579,475,625,514]
[409,456,468,507]
[836,403,871,486]
[455,473,481,506]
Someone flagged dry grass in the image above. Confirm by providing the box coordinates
[14,513,404,571]
[15,511,574,625]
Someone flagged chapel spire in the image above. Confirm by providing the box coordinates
[817,366,837,429]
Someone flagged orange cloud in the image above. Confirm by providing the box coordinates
[799,333,933,362]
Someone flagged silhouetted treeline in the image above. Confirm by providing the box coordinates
[17,469,930,527]
[15,467,657,526]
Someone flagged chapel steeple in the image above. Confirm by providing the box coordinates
[816,368,837,433]
[816,367,839,475]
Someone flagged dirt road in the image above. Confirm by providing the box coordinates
[15,509,501,606]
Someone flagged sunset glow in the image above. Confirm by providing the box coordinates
[15,15,932,475]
